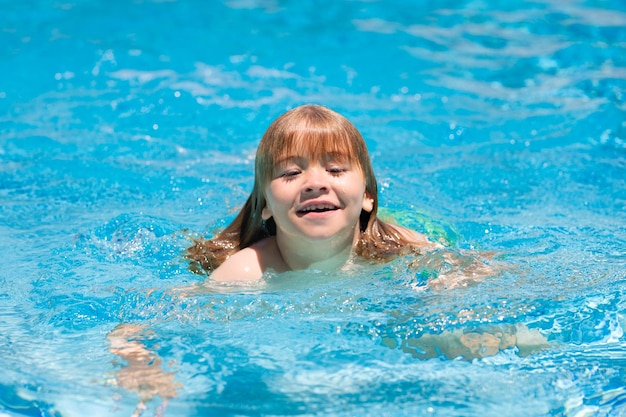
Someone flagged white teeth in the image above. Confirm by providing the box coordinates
[301,204,336,212]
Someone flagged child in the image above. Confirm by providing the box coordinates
[108,106,547,411]
[186,104,439,282]
[108,106,549,411]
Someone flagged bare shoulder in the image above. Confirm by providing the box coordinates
[209,247,264,282]
[209,237,286,282]
[390,224,443,250]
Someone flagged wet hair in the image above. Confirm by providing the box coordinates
[186,104,421,274]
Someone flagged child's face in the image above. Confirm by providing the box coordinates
[261,153,373,244]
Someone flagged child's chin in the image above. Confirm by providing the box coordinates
[300,229,352,242]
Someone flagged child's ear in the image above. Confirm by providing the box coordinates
[261,205,273,220]
[362,193,374,213]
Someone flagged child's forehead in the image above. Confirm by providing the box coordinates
[274,151,353,165]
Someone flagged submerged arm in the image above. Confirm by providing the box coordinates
[392,323,550,360]
[107,324,180,416]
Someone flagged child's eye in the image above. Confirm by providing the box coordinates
[280,169,301,179]
[327,166,347,175]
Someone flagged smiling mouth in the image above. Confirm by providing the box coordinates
[296,203,339,215]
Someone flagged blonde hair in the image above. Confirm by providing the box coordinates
[186,104,419,274]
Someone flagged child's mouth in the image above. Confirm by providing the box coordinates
[297,203,339,216]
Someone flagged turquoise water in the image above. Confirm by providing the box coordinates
[1,0,625,416]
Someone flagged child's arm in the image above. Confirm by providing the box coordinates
[107,324,180,414]
[395,324,550,360]
[390,224,444,250]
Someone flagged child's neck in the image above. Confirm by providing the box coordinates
[274,229,359,272]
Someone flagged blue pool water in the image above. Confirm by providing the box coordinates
[1,0,626,416]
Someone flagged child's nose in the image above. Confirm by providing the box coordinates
[302,168,329,193]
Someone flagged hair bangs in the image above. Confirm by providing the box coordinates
[275,126,359,167]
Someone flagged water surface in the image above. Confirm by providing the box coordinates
[1,0,625,416]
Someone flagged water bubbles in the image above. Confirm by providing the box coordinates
[538,57,558,70]
[229,54,247,64]
[92,49,116,76]
[54,71,75,80]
